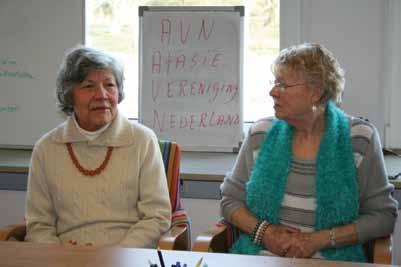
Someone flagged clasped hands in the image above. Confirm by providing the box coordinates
[263,225,322,258]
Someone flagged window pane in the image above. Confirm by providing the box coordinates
[86,0,279,121]
[86,0,139,118]
[244,0,279,121]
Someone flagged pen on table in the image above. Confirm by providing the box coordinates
[195,257,203,267]
[157,248,166,267]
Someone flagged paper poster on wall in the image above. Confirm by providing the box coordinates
[139,6,244,152]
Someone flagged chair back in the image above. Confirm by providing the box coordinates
[158,140,182,212]
[158,140,191,248]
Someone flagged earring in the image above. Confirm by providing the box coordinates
[312,105,317,112]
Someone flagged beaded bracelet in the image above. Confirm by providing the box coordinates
[253,220,271,245]
[251,221,263,242]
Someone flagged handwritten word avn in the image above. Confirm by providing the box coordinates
[160,18,215,45]
[151,79,238,104]
[151,50,222,75]
[152,110,240,132]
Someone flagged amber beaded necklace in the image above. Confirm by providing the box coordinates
[66,143,113,176]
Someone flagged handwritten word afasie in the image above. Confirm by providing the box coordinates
[151,79,238,104]
[160,18,215,45]
[152,50,222,75]
[152,110,240,132]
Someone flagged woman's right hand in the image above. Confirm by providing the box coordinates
[262,224,301,256]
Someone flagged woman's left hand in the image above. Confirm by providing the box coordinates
[282,232,323,258]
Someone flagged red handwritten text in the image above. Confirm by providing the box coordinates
[151,79,238,104]
[152,50,222,74]
[153,110,240,132]
[160,18,215,45]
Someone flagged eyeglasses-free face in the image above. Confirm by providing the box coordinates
[72,69,119,131]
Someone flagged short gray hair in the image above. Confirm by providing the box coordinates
[56,46,125,115]
[272,43,345,106]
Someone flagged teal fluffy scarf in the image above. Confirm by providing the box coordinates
[231,101,366,262]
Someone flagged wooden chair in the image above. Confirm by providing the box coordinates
[0,140,191,251]
[193,220,392,264]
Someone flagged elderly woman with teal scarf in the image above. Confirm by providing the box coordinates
[220,43,398,262]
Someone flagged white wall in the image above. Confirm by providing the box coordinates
[282,0,393,146]
[384,0,401,149]
[0,190,26,226]
[181,198,220,245]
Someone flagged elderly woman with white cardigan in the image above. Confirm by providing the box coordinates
[25,46,171,248]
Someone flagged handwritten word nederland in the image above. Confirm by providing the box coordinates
[152,110,240,132]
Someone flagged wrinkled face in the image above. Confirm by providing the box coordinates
[72,69,119,131]
[269,66,316,122]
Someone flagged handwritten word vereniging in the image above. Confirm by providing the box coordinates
[151,50,222,75]
[160,18,215,45]
[153,110,240,132]
[151,79,238,104]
